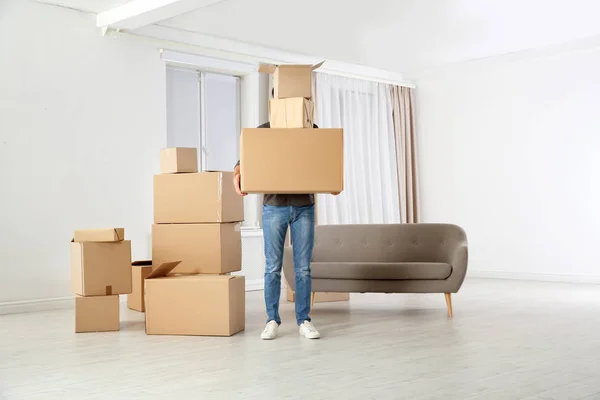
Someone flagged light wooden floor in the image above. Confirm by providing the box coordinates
[1,278,600,400]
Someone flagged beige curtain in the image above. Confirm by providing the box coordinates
[391,86,420,223]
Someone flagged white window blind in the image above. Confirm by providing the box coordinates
[201,73,240,172]
[166,68,240,172]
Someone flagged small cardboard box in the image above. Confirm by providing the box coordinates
[145,262,245,336]
[259,61,324,99]
[269,98,314,128]
[152,223,241,275]
[160,147,198,174]
[240,128,344,194]
[71,240,132,296]
[287,287,349,303]
[154,172,243,223]
[73,228,124,242]
[75,295,120,333]
[128,260,153,312]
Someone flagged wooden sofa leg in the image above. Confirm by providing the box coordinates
[444,293,453,318]
[311,292,316,308]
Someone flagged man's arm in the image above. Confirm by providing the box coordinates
[233,160,245,196]
[232,123,268,195]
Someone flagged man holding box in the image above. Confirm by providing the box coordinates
[234,121,337,340]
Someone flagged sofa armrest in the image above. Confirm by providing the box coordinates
[282,246,295,290]
[446,243,468,292]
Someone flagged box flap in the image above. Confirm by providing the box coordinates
[113,228,124,240]
[132,260,152,266]
[312,60,325,70]
[146,261,181,279]
[258,63,277,74]
[72,228,125,242]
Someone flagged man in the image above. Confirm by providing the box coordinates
[233,116,338,340]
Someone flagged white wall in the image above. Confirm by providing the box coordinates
[0,0,167,304]
[413,44,600,281]
[0,0,270,309]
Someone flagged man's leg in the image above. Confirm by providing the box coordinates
[262,205,290,325]
[289,205,315,325]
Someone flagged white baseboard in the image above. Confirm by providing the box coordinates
[245,278,264,292]
[6,273,594,315]
[0,296,74,315]
[0,282,267,315]
[468,270,600,284]
[0,295,129,316]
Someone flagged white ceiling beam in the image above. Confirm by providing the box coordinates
[97,0,225,31]
[132,25,415,88]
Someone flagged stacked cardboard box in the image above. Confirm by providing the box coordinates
[240,61,344,194]
[70,228,132,333]
[145,147,246,336]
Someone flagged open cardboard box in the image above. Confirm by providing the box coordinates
[259,61,324,99]
[128,260,153,312]
[144,261,245,337]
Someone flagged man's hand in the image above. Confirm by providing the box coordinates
[233,166,247,196]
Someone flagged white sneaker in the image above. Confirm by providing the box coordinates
[260,321,279,340]
[299,321,320,339]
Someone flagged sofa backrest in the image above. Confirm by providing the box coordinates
[312,223,467,263]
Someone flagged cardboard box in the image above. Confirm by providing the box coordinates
[128,260,153,312]
[259,61,324,99]
[287,287,349,303]
[71,240,132,296]
[269,98,314,128]
[240,128,344,194]
[75,295,120,333]
[145,262,245,336]
[154,172,243,223]
[73,228,124,242]
[152,223,241,275]
[160,147,198,174]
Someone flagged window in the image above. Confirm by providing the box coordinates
[166,67,240,172]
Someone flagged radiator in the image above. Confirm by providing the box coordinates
[235,228,265,291]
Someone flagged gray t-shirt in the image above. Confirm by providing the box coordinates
[236,122,315,207]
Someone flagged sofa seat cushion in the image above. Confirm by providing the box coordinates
[310,262,452,280]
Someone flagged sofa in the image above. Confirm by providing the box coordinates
[283,223,468,317]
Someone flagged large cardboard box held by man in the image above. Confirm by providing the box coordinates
[152,223,241,275]
[154,172,243,223]
[128,260,154,312]
[269,98,314,128]
[145,262,245,336]
[75,295,120,333]
[71,240,132,296]
[240,128,343,194]
[259,61,324,99]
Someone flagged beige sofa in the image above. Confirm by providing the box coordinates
[283,223,468,317]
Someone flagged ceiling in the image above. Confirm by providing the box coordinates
[41,0,600,74]
[36,0,132,13]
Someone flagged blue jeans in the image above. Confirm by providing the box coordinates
[262,204,315,326]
